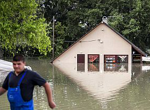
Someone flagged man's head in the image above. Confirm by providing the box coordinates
[13,54,26,74]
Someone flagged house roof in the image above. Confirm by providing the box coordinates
[52,22,147,63]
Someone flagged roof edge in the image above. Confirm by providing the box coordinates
[51,22,147,63]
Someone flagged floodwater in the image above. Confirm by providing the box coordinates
[1,58,150,110]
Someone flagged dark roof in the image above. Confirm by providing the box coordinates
[52,22,146,63]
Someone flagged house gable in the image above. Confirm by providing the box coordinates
[53,22,146,64]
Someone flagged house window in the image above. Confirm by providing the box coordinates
[77,54,85,63]
[88,54,99,71]
[88,54,99,63]
[77,54,85,71]
[117,55,128,63]
[104,55,128,63]
[105,55,116,63]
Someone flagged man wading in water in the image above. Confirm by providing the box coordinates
[0,54,56,110]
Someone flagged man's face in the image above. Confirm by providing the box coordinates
[13,61,25,74]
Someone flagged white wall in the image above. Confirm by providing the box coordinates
[53,23,132,64]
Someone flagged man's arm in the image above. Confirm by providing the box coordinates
[0,87,7,96]
[43,82,56,109]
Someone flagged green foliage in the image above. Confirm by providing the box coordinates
[0,0,52,56]
[53,21,66,56]
[2,0,150,56]
[43,0,150,54]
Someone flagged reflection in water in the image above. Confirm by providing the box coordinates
[77,63,128,72]
[131,64,142,80]
[54,63,150,110]
[104,63,128,72]
[88,63,99,71]
[142,65,150,72]
[77,63,85,72]
[55,63,131,101]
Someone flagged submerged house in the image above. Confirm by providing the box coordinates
[52,21,146,66]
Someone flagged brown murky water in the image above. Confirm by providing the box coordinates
[1,58,150,110]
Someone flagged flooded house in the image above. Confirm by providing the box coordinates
[51,18,148,100]
[52,20,146,68]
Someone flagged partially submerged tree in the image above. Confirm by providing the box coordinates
[0,0,52,56]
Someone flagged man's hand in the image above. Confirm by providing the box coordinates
[49,101,56,109]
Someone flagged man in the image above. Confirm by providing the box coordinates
[0,54,56,110]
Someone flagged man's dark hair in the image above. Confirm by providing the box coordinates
[13,54,25,62]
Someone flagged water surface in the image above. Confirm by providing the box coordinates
[0,58,150,110]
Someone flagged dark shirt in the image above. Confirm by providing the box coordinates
[2,69,46,101]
